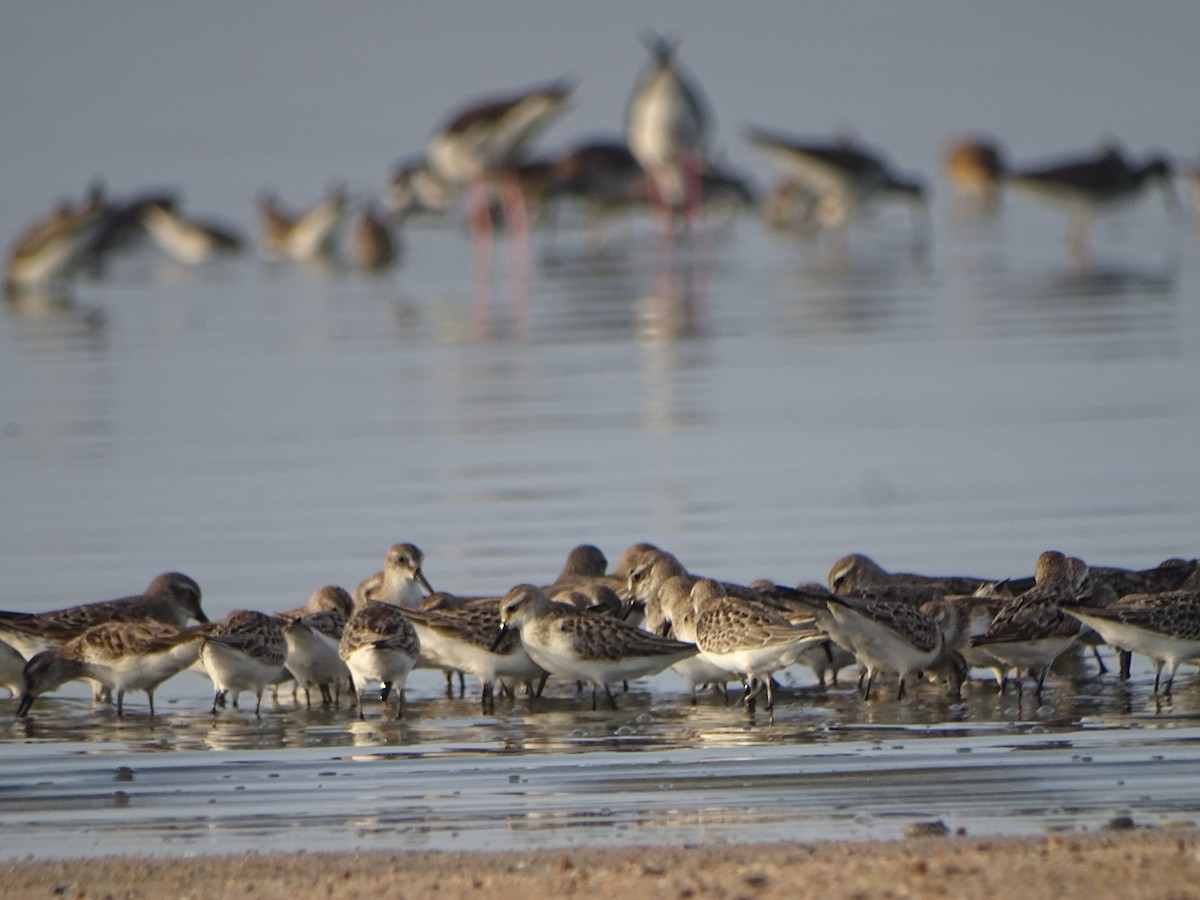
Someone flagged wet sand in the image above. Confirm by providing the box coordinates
[5,829,1198,899]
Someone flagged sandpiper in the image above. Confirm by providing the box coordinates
[338,601,421,719]
[139,200,243,264]
[5,183,108,293]
[817,592,950,701]
[199,610,288,717]
[545,544,628,610]
[643,576,738,699]
[625,34,713,231]
[744,127,927,245]
[971,551,1082,699]
[1064,590,1200,695]
[495,583,695,710]
[943,136,1007,213]
[1004,144,1180,257]
[827,553,1034,599]
[258,186,347,262]
[18,619,208,717]
[354,543,434,609]
[937,589,1016,689]
[0,639,24,697]
[279,609,351,709]
[691,581,827,710]
[349,202,399,272]
[399,595,545,713]
[747,581,858,686]
[0,572,206,661]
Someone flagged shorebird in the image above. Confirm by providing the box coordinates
[691,581,827,710]
[278,615,350,708]
[625,34,712,233]
[276,588,352,708]
[544,544,629,610]
[80,186,178,268]
[0,572,206,661]
[280,584,355,621]
[139,200,243,264]
[642,576,738,699]
[971,551,1083,700]
[548,139,645,223]
[1064,590,1200,695]
[353,543,434,609]
[814,592,951,701]
[1004,144,1180,257]
[937,588,1018,689]
[744,126,928,245]
[388,155,456,221]
[943,136,1007,213]
[827,553,1031,599]
[495,583,695,710]
[746,580,858,686]
[399,594,545,713]
[349,202,399,272]
[258,186,347,262]
[0,639,24,697]
[425,80,572,260]
[5,183,108,292]
[1081,558,1200,677]
[198,610,288,716]
[338,600,421,719]
[18,619,208,717]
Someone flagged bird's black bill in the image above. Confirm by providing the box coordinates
[490,624,509,653]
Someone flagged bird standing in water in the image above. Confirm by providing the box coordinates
[625,34,713,241]
[1004,143,1180,260]
[426,80,572,271]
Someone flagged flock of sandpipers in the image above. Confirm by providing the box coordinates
[5,35,1198,297]
[4,541,1200,721]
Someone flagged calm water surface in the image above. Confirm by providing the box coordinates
[3,3,1200,859]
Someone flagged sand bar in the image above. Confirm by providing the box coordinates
[4,828,1199,899]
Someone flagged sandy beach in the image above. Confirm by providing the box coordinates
[5,829,1199,899]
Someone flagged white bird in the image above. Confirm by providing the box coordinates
[199,610,288,716]
[139,201,243,264]
[625,34,713,231]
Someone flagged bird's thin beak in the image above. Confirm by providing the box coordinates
[490,624,509,653]
[416,569,434,595]
[194,610,210,624]
[16,692,35,718]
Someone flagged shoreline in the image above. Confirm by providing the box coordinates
[5,829,1198,899]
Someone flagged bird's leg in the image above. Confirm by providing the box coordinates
[482,681,494,714]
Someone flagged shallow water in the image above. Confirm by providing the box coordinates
[3,3,1200,860]
[4,661,1200,859]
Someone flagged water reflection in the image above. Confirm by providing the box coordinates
[9,652,1200,756]
[6,668,1200,860]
